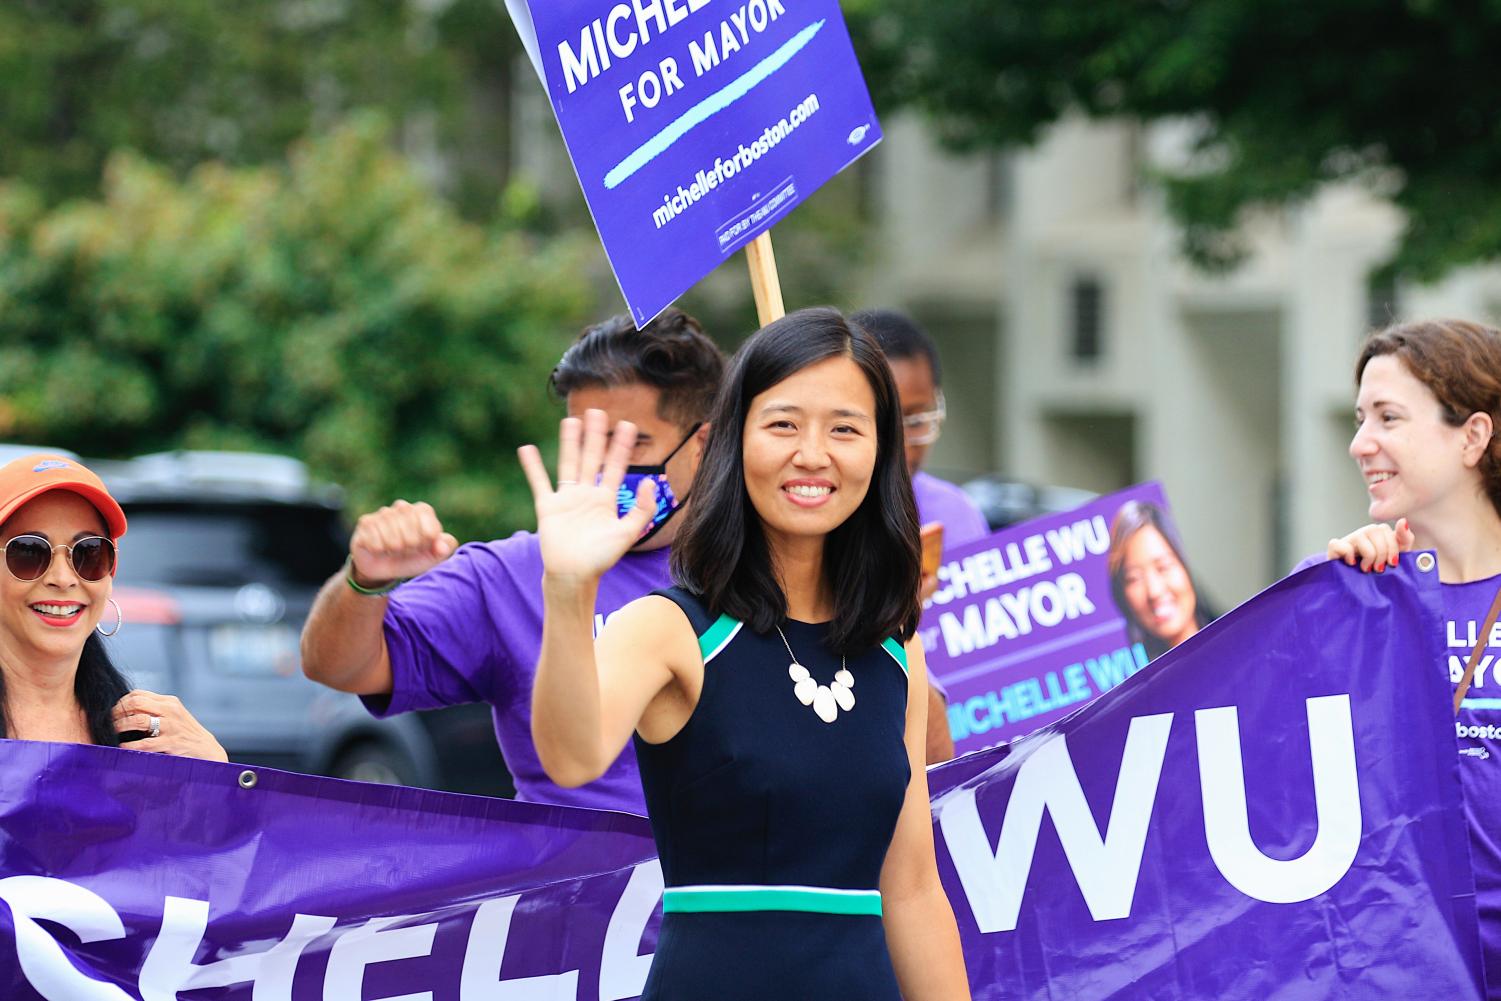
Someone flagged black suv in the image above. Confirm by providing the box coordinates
[96,451,512,796]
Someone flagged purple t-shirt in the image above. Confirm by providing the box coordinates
[915,471,990,703]
[1446,572,1501,995]
[367,533,670,813]
[913,470,990,548]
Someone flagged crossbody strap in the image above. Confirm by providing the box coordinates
[1454,583,1501,715]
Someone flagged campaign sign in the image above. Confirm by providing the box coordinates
[515,0,882,323]
[924,482,1194,753]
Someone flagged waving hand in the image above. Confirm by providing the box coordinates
[518,409,658,582]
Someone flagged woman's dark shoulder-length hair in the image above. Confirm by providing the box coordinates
[670,306,921,654]
[0,632,131,745]
[1106,500,1210,659]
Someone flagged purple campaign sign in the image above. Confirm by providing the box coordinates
[924,482,1184,754]
[929,556,1483,999]
[0,561,1483,999]
[518,0,881,324]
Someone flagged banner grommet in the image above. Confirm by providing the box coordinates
[1416,552,1436,573]
[238,770,258,790]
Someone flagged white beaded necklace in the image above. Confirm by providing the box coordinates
[774,623,854,724]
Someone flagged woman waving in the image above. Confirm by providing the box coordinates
[521,308,969,1000]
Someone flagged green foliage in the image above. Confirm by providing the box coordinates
[850,0,1501,280]
[0,0,522,217]
[0,0,879,347]
[0,116,595,541]
[0,2,882,542]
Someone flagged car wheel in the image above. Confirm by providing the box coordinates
[331,742,418,786]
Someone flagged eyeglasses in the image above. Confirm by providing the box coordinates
[902,392,947,447]
[4,535,117,582]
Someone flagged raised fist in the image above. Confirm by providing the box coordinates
[350,499,459,586]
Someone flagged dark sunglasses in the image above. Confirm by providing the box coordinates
[4,535,117,582]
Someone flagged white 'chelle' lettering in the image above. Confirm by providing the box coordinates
[3,865,661,1000]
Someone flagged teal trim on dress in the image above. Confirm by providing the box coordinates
[880,637,908,674]
[699,614,743,664]
[663,885,883,916]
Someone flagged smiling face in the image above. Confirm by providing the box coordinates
[742,355,879,547]
[1350,354,1484,523]
[0,491,113,668]
[1120,525,1198,647]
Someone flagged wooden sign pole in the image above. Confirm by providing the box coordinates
[745,232,786,327]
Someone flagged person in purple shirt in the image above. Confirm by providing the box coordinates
[852,309,991,762]
[299,309,724,813]
[1309,319,1501,997]
[850,309,990,548]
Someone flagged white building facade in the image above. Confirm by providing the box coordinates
[864,115,1501,608]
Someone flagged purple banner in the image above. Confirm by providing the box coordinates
[924,482,1191,754]
[931,556,1482,999]
[0,755,664,1000]
[0,560,1482,999]
[516,0,882,324]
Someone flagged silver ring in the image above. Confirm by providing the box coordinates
[557,479,577,487]
[147,715,161,739]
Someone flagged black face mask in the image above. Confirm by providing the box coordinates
[616,423,701,545]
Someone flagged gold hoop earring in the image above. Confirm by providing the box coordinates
[96,598,122,637]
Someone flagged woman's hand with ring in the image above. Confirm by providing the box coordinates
[112,689,228,762]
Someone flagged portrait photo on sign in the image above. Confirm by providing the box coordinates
[1106,499,1210,659]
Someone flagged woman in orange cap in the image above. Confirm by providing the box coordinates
[0,453,224,759]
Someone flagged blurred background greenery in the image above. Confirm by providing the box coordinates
[0,0,876,539]
[846,0,1501,282]
[1,0,1494,543]
[0,116,594,539]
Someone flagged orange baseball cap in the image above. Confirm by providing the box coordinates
[0,454,128,540]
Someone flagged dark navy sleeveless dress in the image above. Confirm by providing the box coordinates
[634,587,912,1001]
